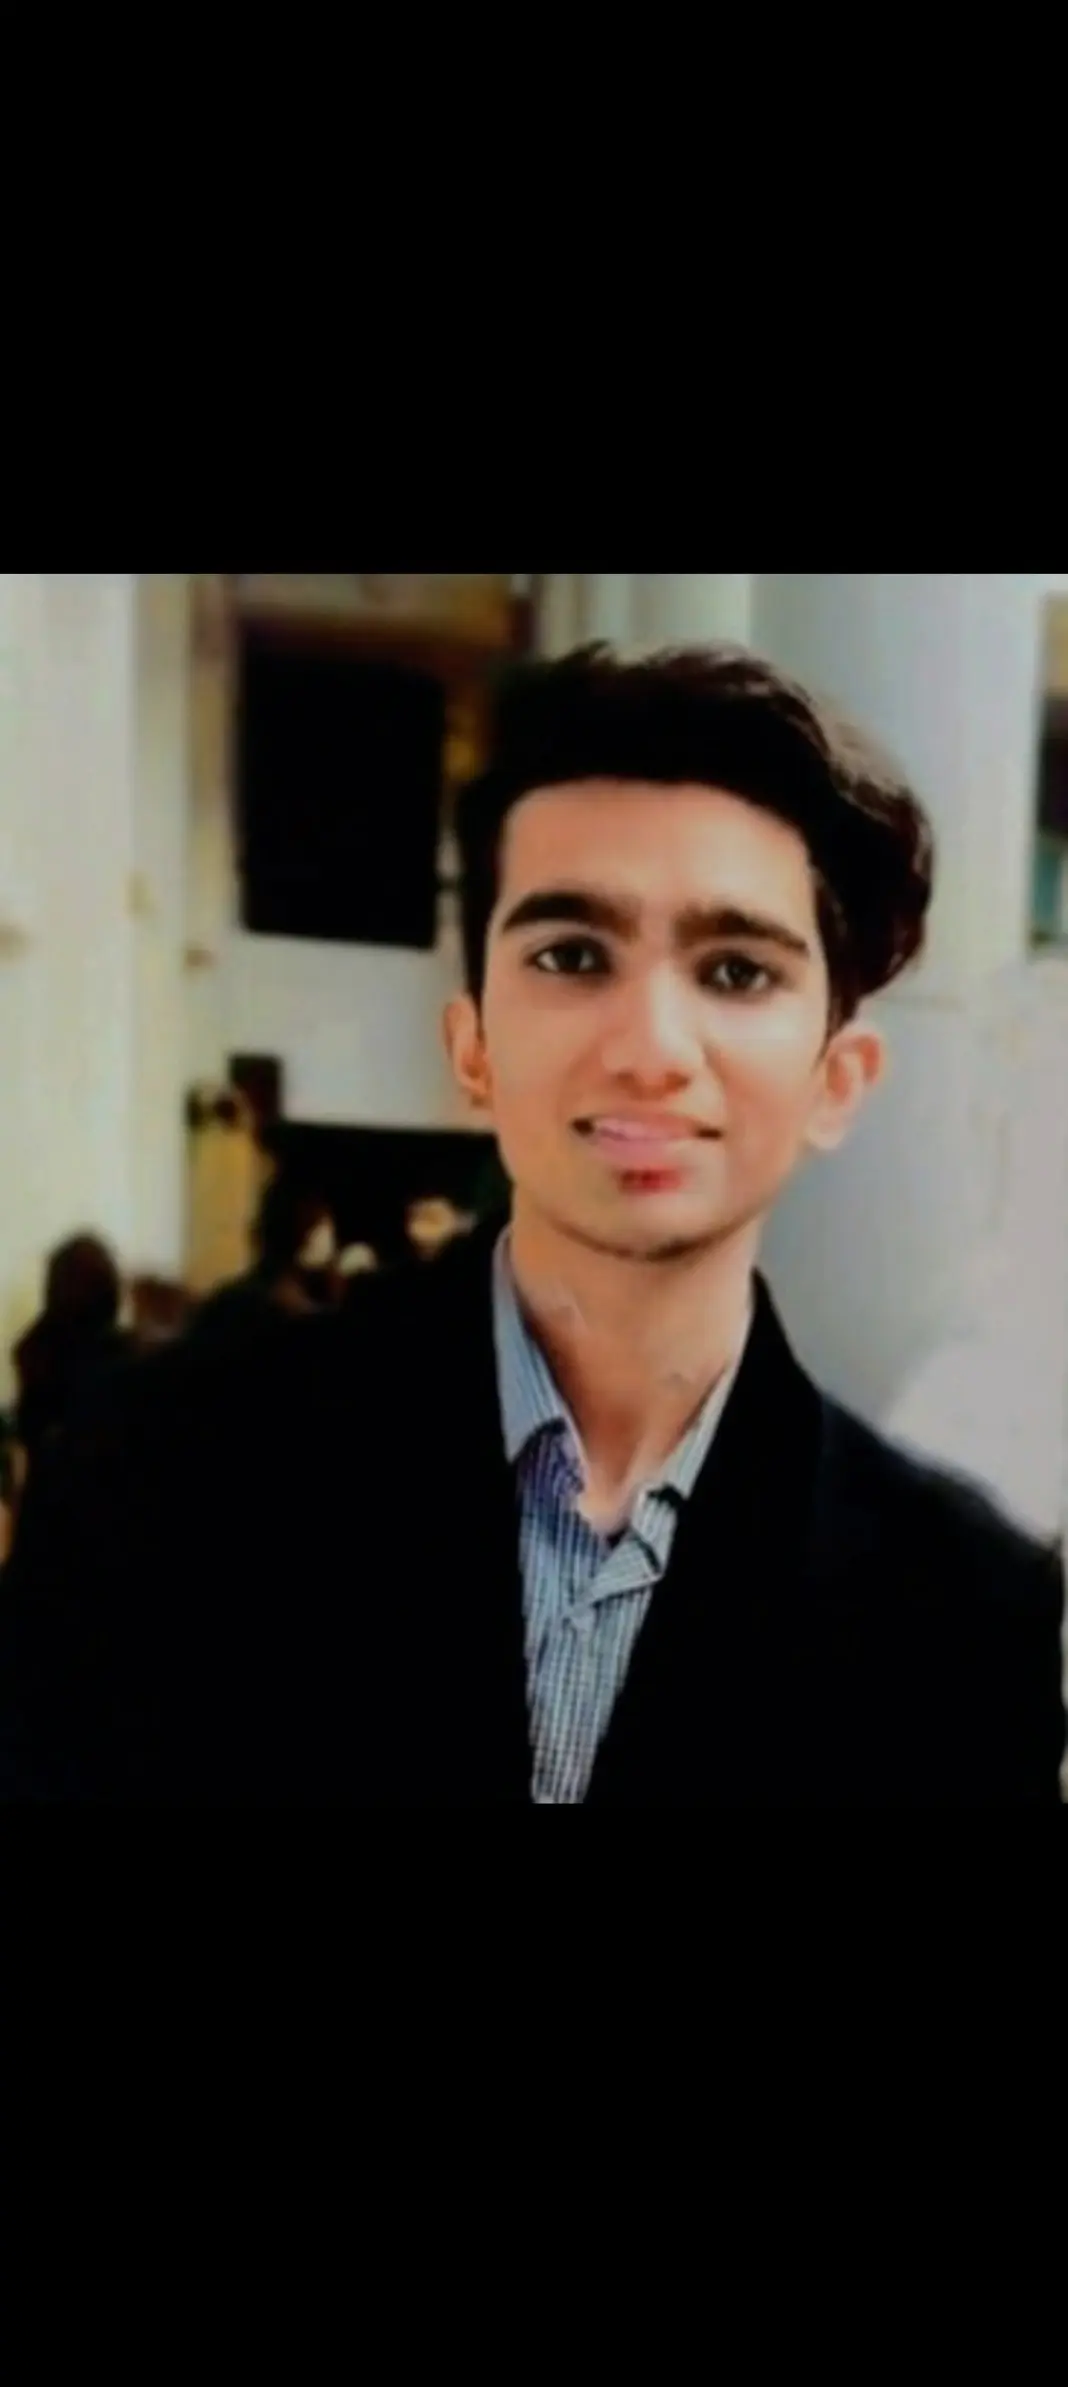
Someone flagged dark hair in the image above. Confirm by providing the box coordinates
[253,1175,332,1274]
[43,1234,121,1332]
[454,644,935,1030]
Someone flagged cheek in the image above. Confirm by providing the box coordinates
[481,983,579,1110]
[488,1053,571,1162]
[715,1009,825,1135]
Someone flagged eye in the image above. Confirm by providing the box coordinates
[699,952,781,997]
[527,937,609,978]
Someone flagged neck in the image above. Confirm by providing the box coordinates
[507,1198,757,1512]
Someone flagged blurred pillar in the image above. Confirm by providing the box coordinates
[0,574,198,1393]
[749,573,1053,1439]
[634,575,754,647]
[538,576,755,655]
[0,575,141,1387]
[576,576,638,643]
[537,576,640,651]
[186,574,238,1089]
[132,575,193,1275]
[535,577,584,656]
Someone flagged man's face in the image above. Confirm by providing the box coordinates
[445,780,883,1263]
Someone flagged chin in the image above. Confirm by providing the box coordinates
[566,1191,730,1263]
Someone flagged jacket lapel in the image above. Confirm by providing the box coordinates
[382,1222,532,1802]
[586,1274,828,1802]
[376,1234,831,1804]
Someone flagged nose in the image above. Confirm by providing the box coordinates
[597,965,705,1089]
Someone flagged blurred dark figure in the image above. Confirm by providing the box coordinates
[335,1241,386,1317]
[188,1177,340,1346]
[470,1145,511,1222]
[0,1407,16,1568]
[129,1276,193,1351]
[11,1235,132,1479]
[338,1242,379,1279]
[404,1195,473,1263]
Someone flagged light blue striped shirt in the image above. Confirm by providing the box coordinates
[492,1232,751,1804]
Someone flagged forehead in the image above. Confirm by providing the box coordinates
[496,778,817,919]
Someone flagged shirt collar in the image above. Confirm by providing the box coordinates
[491,1227,752,1502]
[493,1230,576,1465]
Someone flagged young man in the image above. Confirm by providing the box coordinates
[1,647,1064,1802]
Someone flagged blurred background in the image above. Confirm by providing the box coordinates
[3,571,1068,1554]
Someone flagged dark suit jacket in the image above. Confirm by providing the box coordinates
[0,1219,1063,1803]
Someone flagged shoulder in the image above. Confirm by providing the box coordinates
[12,1317,49,1382]
[818,1395,1062,1610]
[78,1234,490,1458]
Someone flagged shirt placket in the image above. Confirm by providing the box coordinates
[551,1525,660,1802]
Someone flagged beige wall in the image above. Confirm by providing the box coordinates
[1042,592,1068,695]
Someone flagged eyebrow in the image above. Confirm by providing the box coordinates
[497,886,813,961]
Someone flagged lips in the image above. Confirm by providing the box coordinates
[576,1114,716,1143]
[575,1114,719,1164]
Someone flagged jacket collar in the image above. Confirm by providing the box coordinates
[422,1212,825,1536]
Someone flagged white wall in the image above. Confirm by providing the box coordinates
[882,957,1068,1538]
[227,929,466,1127]
[759,997,991,1419]
[634,575,753,647]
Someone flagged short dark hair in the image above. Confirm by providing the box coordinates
[44,1234,121,1332]
[454,644,935,1030]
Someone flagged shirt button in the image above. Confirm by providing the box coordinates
[568,1607,595,1639]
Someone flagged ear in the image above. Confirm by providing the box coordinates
[443,993,493,1114]
[803,1019,886,1155]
